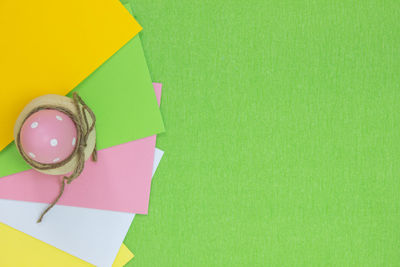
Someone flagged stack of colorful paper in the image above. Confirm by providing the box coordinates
[0,0,164,266]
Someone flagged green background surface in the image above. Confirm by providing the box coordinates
[124,1,400,266]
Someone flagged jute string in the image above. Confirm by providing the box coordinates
[15,93,97,223]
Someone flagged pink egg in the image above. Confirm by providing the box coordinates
[20,109,77,164]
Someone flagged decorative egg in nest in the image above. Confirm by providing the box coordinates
[20,109,78,164]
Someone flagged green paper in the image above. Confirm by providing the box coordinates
[0,34,164,177]
[122,1,400,266]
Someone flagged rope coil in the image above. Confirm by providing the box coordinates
[15,93,97,223]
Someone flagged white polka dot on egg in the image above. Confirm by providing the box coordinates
[72,137,76,146]
[56,115,63,121]
[31,122,38,129]
[28,152,36,158]
[50,138,58,147]
[53,157,60,163]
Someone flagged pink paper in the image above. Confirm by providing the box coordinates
[0,83,162,214]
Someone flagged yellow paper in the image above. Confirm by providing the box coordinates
[0,223,133,267]
[0,0,142,151]
[112,244,134,267]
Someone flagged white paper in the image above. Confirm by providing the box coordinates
[152,148,164,176]
[0,148,164,267]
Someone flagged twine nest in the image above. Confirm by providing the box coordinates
[14,93,97,222]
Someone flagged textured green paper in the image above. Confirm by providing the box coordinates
[123,1,400,266]
[0,34,164,177]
